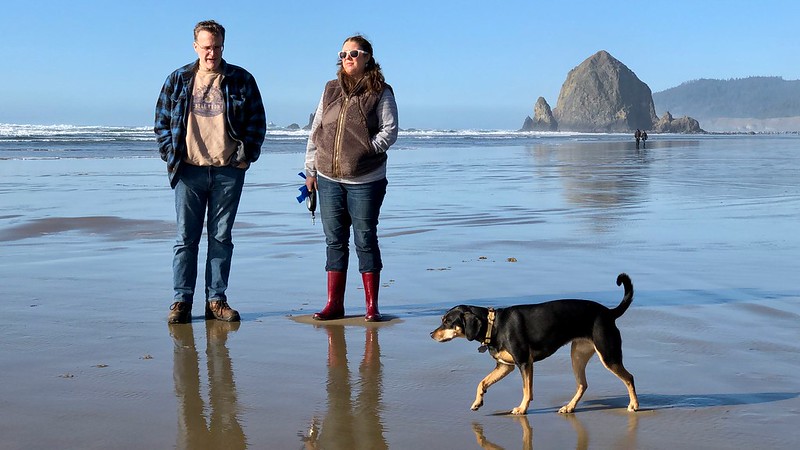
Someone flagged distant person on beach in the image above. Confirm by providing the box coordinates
[155,20,266,324]
[304,35,398,322]
[642,130,648,148]
[635,129,641,149]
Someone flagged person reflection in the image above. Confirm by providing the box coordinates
[170,323,205,450]
[303,325,387,449]
[169,321,245,450]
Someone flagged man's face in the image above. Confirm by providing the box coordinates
[193,30,224,71]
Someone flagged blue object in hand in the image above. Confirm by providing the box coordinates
[297,172,309,203]
[297,172,317,224]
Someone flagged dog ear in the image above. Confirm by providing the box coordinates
[463,312,483,341]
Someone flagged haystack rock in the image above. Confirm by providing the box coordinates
[553,50,658,132]
[521,97,558,131]
[653,111,704,133]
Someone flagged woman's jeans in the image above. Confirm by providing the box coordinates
[317,176,387,273]
[173,164,245,303]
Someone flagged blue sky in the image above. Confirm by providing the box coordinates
[3,0,798,130]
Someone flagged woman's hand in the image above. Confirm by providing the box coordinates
[305,175,318,193]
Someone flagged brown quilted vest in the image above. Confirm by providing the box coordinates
[311,79,388,178]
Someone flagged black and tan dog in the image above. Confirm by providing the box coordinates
[430,273,638,415]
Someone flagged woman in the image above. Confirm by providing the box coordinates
[304,35,398,321]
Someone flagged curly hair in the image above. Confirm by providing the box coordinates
[337,35,386,95]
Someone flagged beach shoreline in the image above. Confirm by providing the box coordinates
[2,137,799,448]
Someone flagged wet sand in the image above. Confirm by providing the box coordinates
[2,136,800,448]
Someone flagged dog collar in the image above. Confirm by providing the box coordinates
[478,308,495,352]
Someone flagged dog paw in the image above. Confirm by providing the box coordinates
[470,400,483,411]
[558,405,575,414]
[510,407,527,415]
[627,403,639,412]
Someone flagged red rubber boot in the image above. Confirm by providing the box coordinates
[313,271,346,320]
[362,272,382,322]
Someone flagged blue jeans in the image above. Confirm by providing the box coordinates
[173,164,245,303]
[317,176,387,273]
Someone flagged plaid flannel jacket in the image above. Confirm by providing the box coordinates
[154,60,267,188]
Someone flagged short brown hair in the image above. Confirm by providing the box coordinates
[194,20,225,43]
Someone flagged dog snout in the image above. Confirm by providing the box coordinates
[430,326,456,342]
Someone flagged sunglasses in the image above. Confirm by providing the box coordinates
[338,49,369,60]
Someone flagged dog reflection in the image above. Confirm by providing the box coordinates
[302,326,387,450]
[472,417,533,450]
[472,410,639,450]
[169,321,245,450]
[471,415,582,450]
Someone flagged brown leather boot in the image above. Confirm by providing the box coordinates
[168,301,192,324]
[313,271,346,320]
[205,300,240,322]
[362,272,382,322]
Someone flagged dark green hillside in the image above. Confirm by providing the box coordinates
[653,77,800,119]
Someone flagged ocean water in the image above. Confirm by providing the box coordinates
[1,122,675,159]
[3,122,799,305]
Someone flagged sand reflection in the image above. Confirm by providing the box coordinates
[302,325,387,449]
[169,321,245,450]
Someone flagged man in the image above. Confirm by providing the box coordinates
[155,20,266,324]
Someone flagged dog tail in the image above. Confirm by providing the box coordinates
[611,273,634,319]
